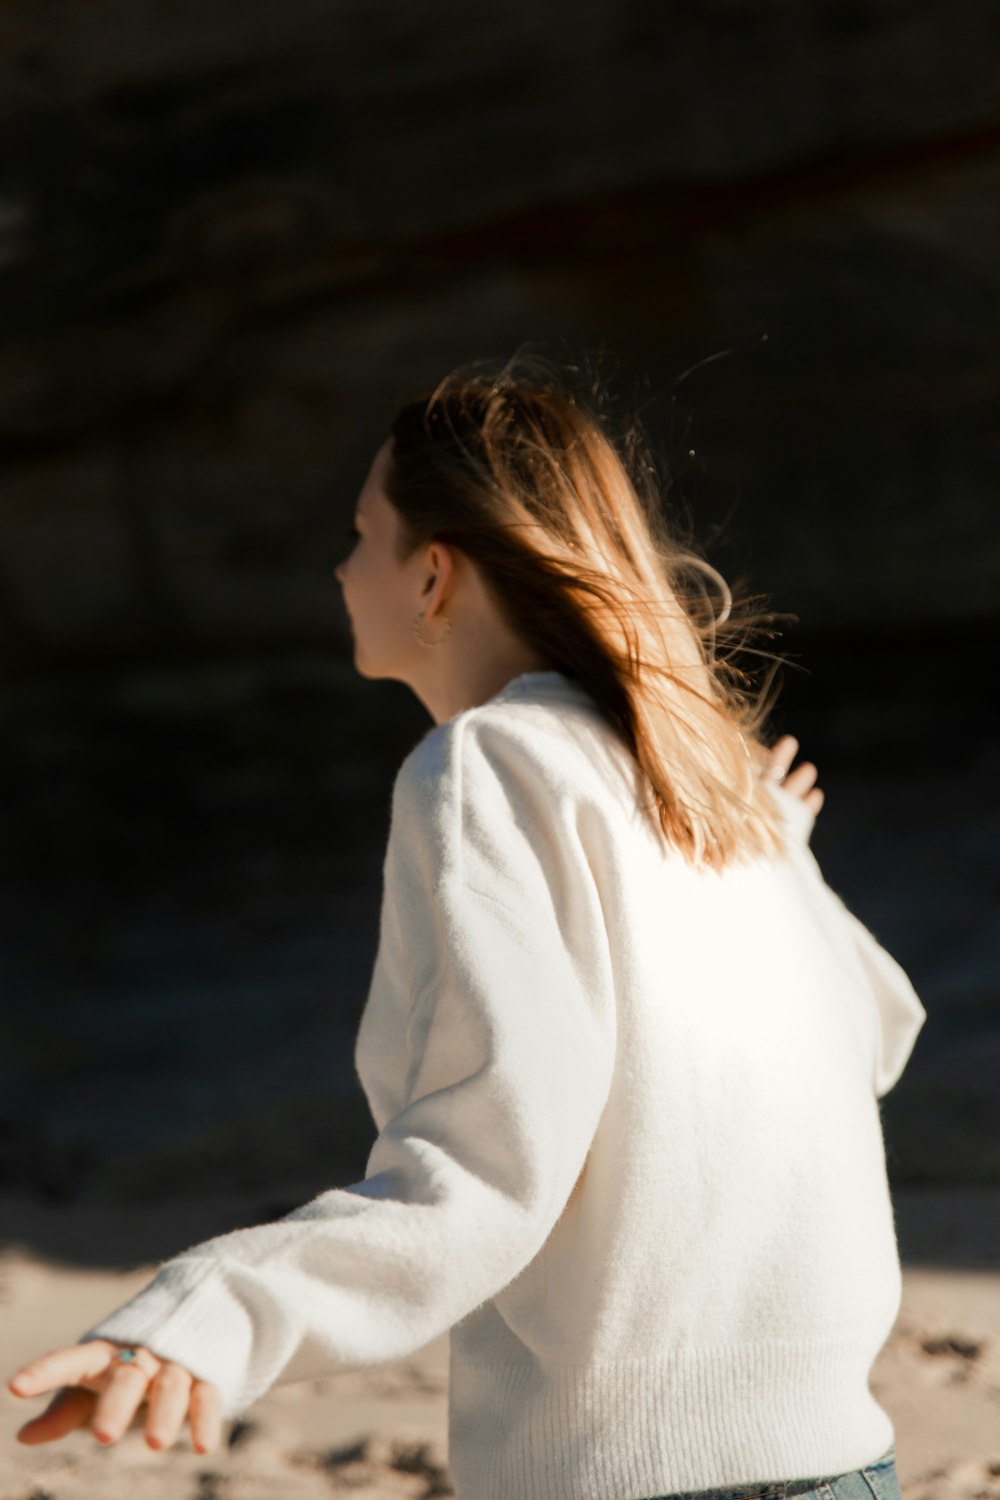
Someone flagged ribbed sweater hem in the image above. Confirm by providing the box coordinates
[447,1338,895,1500]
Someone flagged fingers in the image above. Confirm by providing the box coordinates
[102,1364,223,1454]
[144,1362,194,1452]
[90,1360,158,1445]
[16,1385,97,1445]
[188,1380,225,1455]
[8,1340,221,1455]
[766,734,799,781]
[8,1340,114,1399]
[783,759,818,797]
[767,735,824,814]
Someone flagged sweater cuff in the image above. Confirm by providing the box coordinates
[77,1257,254,1418]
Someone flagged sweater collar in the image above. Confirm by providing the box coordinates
[487,669,586,706]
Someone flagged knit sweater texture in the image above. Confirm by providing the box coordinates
[79,669,927,1500]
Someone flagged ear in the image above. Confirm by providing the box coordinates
[420,537,459,608]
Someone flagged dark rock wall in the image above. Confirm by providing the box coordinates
[1,3,997,1250]
[3,2,1000,663]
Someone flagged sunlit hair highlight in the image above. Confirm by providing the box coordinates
[385,349,794,870]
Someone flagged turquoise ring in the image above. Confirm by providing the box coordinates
[114,1347,152,1377]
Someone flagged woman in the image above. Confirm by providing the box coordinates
[7,353,924,1500]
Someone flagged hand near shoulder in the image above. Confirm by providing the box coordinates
[7,1339,223,1454]
[767,734,824,819]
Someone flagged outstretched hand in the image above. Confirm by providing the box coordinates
[7,1338,223,1454]
[767,734,824,819]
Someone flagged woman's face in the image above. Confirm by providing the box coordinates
[334,438,424,679]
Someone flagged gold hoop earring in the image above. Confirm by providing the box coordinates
[412,610,452,647]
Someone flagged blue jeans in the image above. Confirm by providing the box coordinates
[640,1448,901,1500]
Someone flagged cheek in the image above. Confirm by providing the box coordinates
[346,548,390,610]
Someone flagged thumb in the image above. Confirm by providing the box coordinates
[16,1385,98,1445]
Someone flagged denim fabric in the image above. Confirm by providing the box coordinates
[639,1448,901,1500]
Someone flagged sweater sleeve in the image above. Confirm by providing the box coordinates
[828,896,927,1099]
[764,777,926,1097]
[765,780,926,1099]
[76,713,617,1419]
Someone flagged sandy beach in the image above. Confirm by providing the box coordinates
[1,1187,997,1500]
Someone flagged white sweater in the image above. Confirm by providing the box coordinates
[80,669,926,1500]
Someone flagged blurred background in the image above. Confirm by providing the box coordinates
[0,0,996,1291]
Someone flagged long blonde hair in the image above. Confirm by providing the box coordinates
[385,349,793,871]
